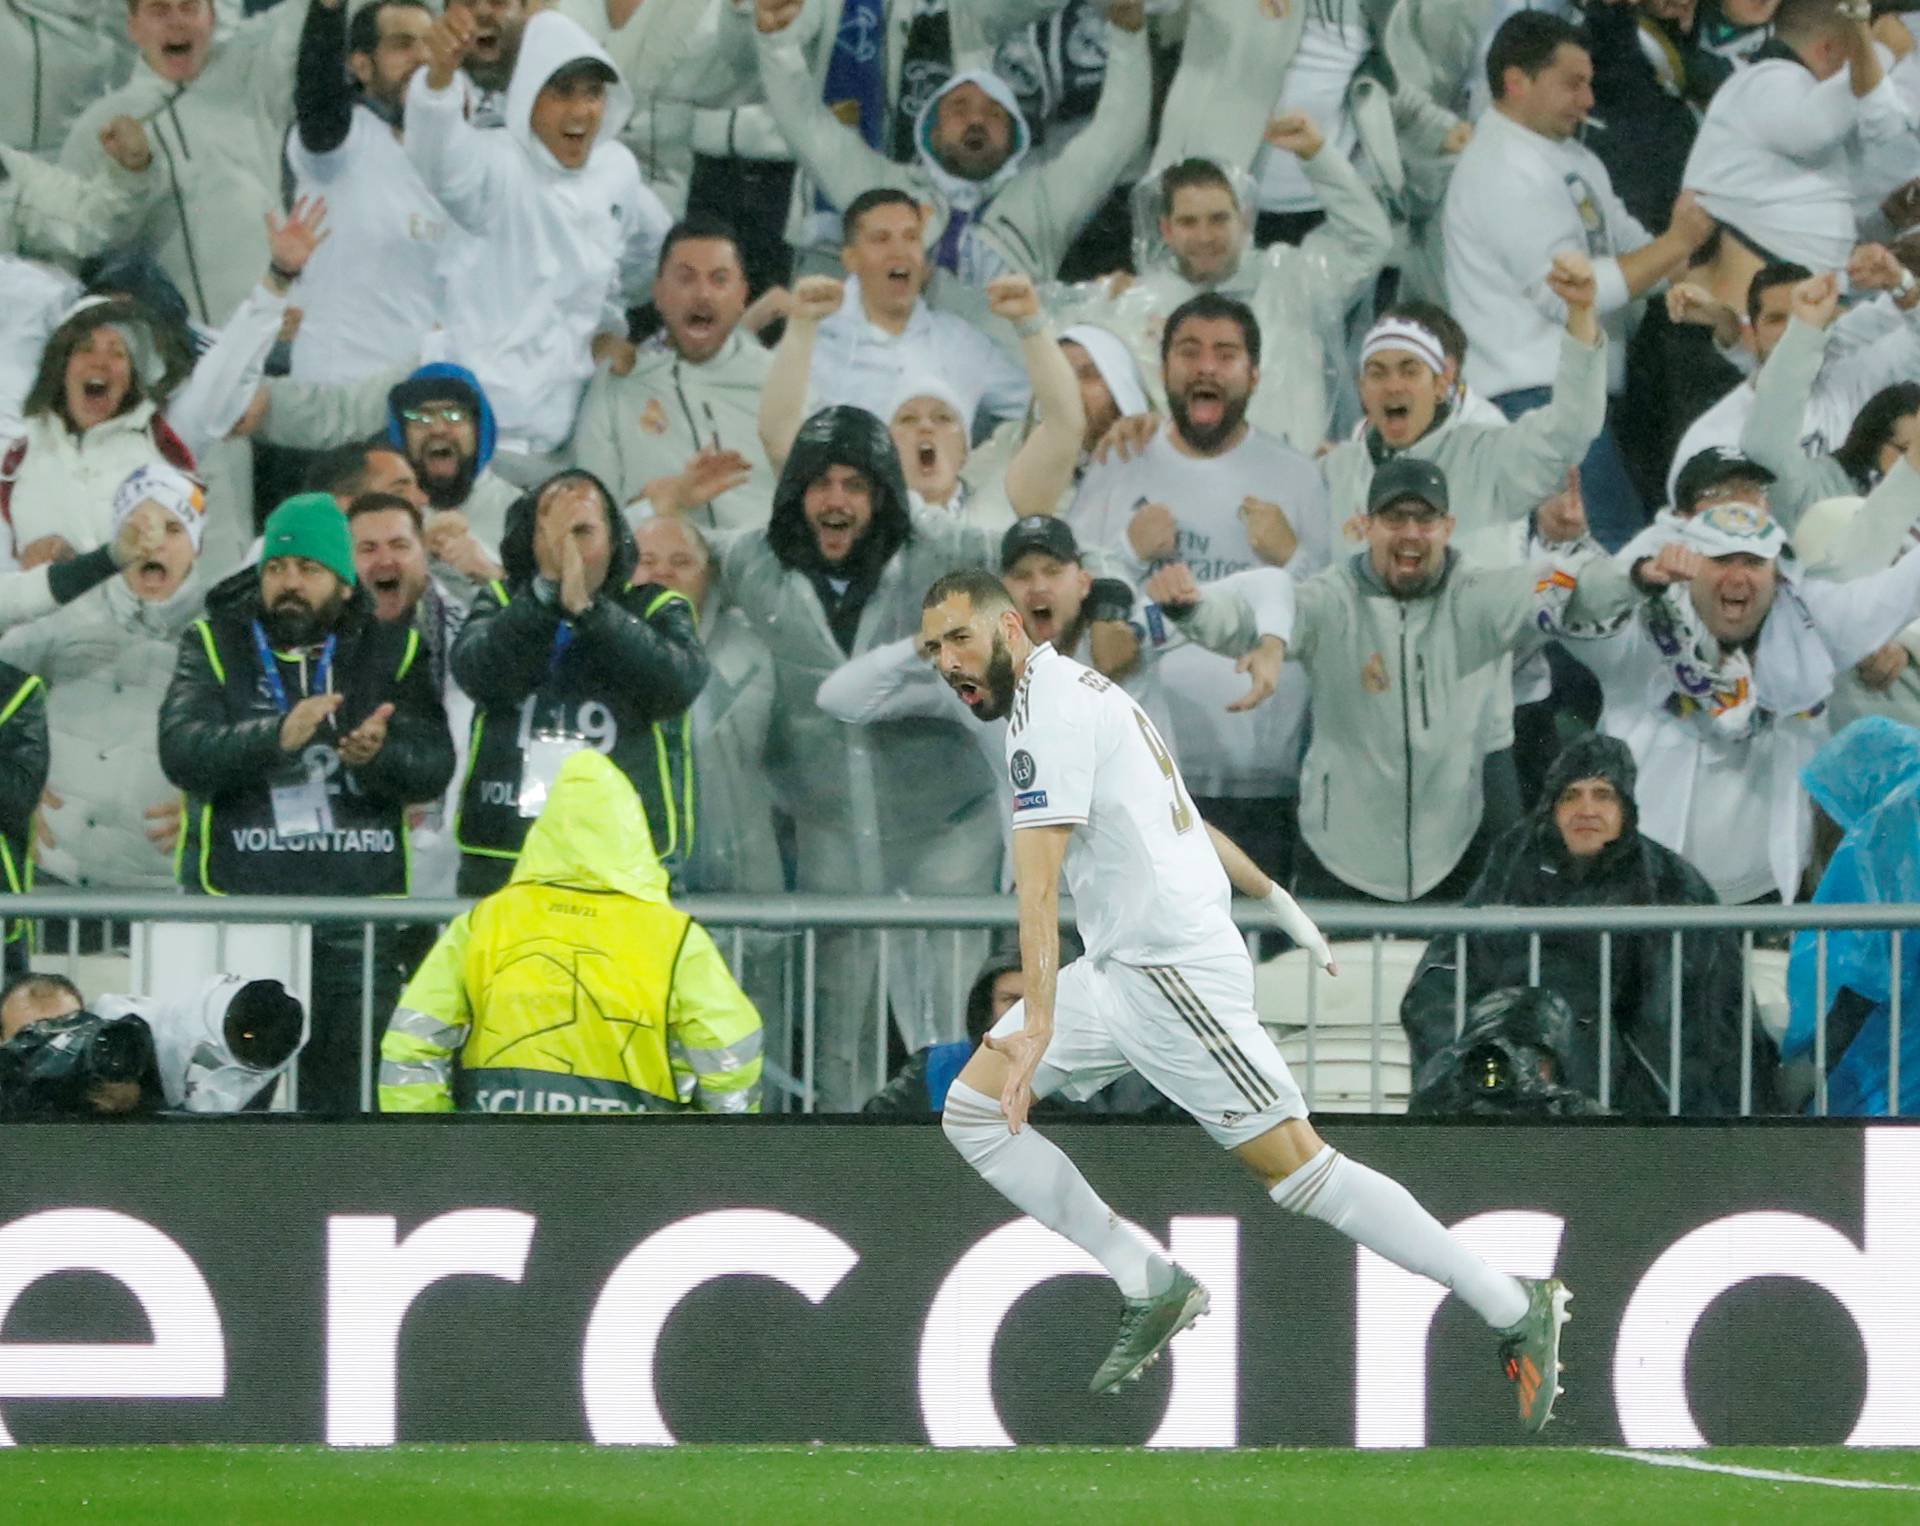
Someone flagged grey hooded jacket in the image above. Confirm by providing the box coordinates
[1172,545,1638,900]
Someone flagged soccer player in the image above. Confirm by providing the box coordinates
[919,567,1570,1431]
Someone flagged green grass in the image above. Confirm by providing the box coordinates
[1,1446,1918,1524]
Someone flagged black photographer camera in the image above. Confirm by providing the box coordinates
[1409,989,1609,1118]
[0,1009,160,1119]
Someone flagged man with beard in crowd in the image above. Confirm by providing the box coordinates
[259,363,515,604]
[158,492,455,1112]
[1055,117,1392,454]
[451,470,708,897]
[574,215,775,529]
[288,0,452,384]
[305,439,428,516]
[1066,292,1331,883]
[665,404,1003,1110]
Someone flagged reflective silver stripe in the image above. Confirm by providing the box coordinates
[387,1007,468,1052]
[676,1029,764,1074]
[379,1059,450,1090]
[700,1082,758,1114]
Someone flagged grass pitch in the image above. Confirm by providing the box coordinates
[2,1445,1918,1524]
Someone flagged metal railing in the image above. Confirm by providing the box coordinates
[13,892,1920,1119]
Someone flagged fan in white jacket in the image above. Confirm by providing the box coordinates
[404,8,672,458]
[0,200,324,573]
[1053,116,1392,454]
[60,0,315,326]
[0,462,207,892]
[1561,502,1920,904]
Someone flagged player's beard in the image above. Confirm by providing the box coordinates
[972,633,1020,722]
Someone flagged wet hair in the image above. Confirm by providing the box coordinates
[923,566,1015,618]
[1161,291,1262,369]
[346,492,424,536]
[1746,261,1814,324]
[1833,382,1920,490]
[1774,0,1850,43]
[659,213,745,273]
[305,439,400,499]
[1158,159,1239,219]
[348,0,431,57]
[843,188,921,245]
[1486,11,1589,101]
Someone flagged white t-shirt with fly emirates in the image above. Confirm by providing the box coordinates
[1066,424,1331,797]
[1006,642,1244,968]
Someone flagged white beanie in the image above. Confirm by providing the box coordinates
[112,462,206,552]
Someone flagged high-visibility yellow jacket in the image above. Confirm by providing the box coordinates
[379,750,762,1114]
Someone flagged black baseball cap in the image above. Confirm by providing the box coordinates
[1672,446,1775,514]
[1000,515,1081,571]
[1366,456,1450,516]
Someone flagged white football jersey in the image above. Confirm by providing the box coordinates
[1006,643,1244,967]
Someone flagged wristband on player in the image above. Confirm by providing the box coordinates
[1263,884,1338,975]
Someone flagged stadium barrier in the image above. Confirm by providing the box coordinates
[11,891,1919,1116]
[0,1116,1913,1448]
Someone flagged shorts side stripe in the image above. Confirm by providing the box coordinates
[1153,965,1280,1110]
[1143,965,1277,1111]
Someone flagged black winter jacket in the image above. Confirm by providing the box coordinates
[158,565,455,895]
[1400,734,1774,1115]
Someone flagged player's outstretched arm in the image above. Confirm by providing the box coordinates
[986,823,1074,1133]
[1205,822,1338,975]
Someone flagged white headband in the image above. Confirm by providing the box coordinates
[1361,318,1448,376]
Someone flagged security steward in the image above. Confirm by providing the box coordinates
[158,493,455,1111]
[381,749,763,1115]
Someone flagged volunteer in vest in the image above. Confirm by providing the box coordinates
[157,493,455,1112]
[381,749,762,1115]
[450,469,708,897]
[0,655,47,979]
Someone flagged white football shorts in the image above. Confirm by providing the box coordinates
[988,953,1309,1147]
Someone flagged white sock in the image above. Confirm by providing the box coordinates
[1270,1145,1529,1330]
[943,1081,1169,1299]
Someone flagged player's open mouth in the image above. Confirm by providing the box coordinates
[949,676,983,708]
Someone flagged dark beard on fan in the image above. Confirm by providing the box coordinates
[263,589,342,649]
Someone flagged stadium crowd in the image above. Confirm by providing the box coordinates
[4,0,1920,1120]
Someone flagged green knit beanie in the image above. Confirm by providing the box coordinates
[260,493,356,587]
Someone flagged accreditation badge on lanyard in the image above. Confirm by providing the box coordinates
[254,621,338,840]
[517,620,587,819]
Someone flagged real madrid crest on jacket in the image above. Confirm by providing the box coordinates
[449,469,708,897]
[157,495,456,897]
